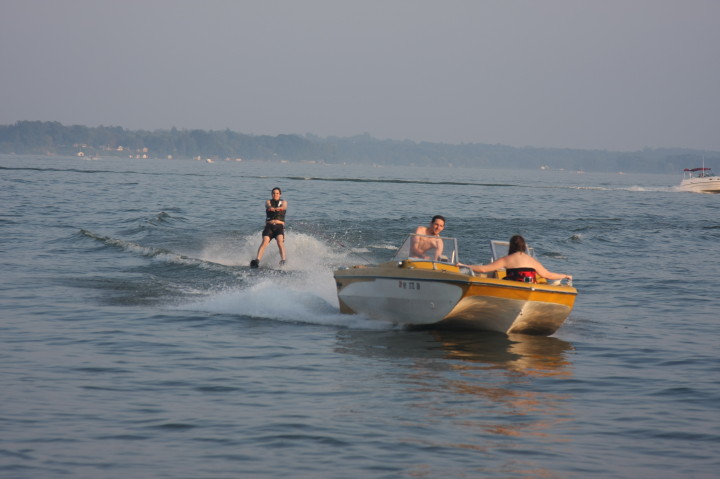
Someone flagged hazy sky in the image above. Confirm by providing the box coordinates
[2,0,719,151]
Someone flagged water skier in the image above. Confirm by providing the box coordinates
[250,187,287,268]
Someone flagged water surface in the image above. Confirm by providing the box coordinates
[1,155,718,478]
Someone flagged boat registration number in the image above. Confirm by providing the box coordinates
[398,280,421,290]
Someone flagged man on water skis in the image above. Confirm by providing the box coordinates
[250,187,287,268]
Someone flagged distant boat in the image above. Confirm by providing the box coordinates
[679,167,720,194]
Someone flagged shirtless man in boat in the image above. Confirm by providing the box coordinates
[410,215,445,260]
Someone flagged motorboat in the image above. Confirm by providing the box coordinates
[333,234,577,335]
[679,167,720,194]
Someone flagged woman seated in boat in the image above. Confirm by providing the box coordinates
[460,235,572,283]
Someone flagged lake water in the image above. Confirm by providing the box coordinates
[1,154,718,478]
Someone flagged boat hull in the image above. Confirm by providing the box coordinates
[679,178,720,194]
[334,261,577,336]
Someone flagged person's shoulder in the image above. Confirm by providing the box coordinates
[494,255,509,265]
[527,255,543,265]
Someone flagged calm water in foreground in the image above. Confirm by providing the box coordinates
[1,154,718,478]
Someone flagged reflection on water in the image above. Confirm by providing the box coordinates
[434,331,574,378]
[336,329,574,378]
[335,330,575,477]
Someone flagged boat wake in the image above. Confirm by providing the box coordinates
[626,185,681,193]
[79,228,225,269]
[177,275,392,330]
[77,227,393,330]
[568,185,680,193]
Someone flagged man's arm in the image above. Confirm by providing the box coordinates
[410,226,426,256]
[410,237,423,257]
[433,238,444,260]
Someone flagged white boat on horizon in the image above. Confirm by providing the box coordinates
[333,235,577,336]
[679,167,720,194]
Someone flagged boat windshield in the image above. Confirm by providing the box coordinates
[489,240,535,262]
[392,234,460,264]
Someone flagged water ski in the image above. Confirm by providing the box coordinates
[250,259,259,269]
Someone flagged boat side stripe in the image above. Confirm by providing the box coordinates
[335,275,577,295]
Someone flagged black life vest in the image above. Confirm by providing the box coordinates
[266,199,286,222]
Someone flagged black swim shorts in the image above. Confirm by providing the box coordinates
[262,223,285,239]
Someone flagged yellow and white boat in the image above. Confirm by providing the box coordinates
[334,235,577,335]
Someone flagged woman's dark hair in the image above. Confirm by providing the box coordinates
[272,187,282,194]
[508,235,527,255]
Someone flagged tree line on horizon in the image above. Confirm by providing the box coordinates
[0,120,715,173]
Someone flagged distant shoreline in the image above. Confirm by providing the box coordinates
[2,120,717,173]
